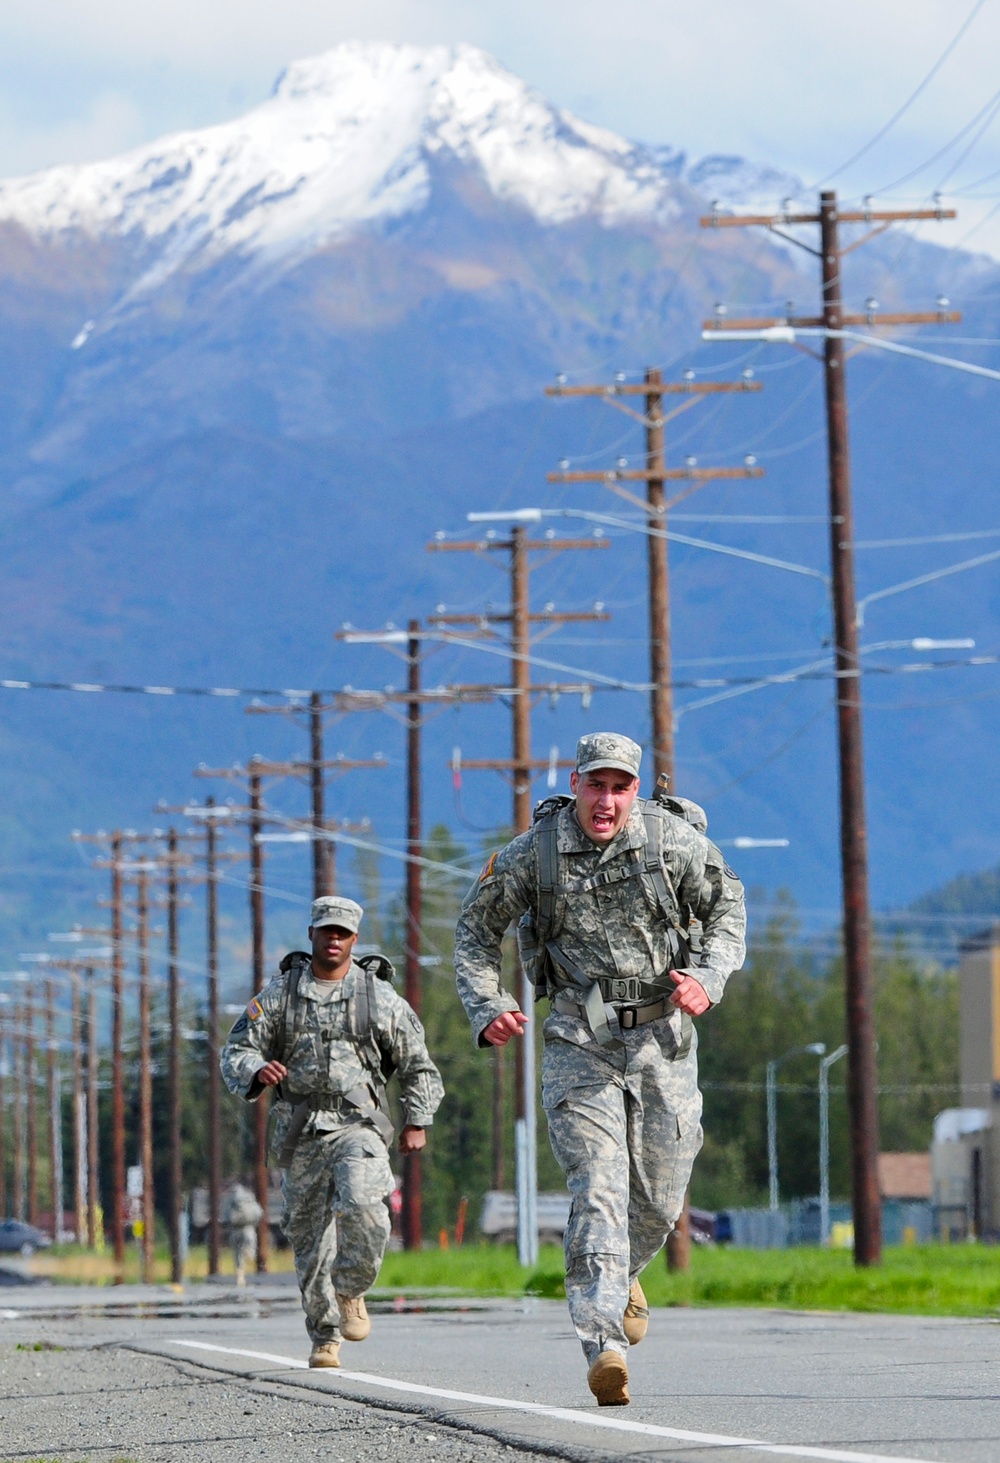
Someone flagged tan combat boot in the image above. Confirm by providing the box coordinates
[308,1340,341,1369]
[587,1350,630,1407]
[336,1293,371,1342]
[623,1277,649,1345]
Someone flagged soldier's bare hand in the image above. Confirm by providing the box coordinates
[482,1010,528,1046]
[398,1125,426,1154]
[668,970,710,1016]
[255,1060,288,1087]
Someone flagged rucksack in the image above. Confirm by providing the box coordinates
[266,951,400,1163]
[274,950,398,1086]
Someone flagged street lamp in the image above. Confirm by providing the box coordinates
[767,1043,826,1211]
[819,1044,849,1244]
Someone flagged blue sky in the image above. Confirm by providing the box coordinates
[4,1,1000,254]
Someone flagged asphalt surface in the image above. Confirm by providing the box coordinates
[0,1276,998,1463]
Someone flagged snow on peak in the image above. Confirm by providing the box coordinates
[686,155,803,214]
[0,41,682,280]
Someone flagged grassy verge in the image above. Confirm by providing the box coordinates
[380,1242,1000,1319]
[27,1243,296,1286]
[28,1241,1000,1318]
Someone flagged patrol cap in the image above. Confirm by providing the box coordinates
[309,895,363,932]
[575,732,642,779]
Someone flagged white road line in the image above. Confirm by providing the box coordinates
[171,1339,939,1463]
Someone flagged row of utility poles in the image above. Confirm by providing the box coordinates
[0,191,958,1274]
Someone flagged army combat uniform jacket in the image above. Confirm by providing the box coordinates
[455,798,746,1043]
[220,957,444,1160]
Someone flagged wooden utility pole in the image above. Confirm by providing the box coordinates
[26,998,37,1227]
[86,968,100,1249]
[700,191,960,1266]
[310,693,334,897]
[204,799,222,1277]
[109,831,126,1274]
[70,971,85,1244]
[13,1003,25,1220]
[136,866,155,1283]
[166,829,183,1284]
[45,979,63,1241]
[546,374,762,784]
[429,526,610,1262]
[403,619,423,1250]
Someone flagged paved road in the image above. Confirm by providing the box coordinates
[1,1277,998,1462]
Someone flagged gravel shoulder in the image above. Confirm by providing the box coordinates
[0,1344,564,1463]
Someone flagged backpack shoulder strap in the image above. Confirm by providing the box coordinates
[349,961,399,1087]
[352,962,376,1042]
[641,803,689,929]
[275,950,312,1059]
[534,799,566,945]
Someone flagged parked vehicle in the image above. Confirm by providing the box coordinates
[0,1219,52,1256]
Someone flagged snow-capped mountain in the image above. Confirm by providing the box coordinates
[0,43,693,282]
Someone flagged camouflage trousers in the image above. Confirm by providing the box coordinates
[280,1120,394,1345]
[541,1010,703,1365]
[229,1225,257,1272]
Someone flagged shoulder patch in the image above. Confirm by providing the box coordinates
[246,996,264,1021]
[480,851,499,881]
[229,1013,249,1036]
[724,863,740,881]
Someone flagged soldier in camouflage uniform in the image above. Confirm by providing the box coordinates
[221,895,444,1368]
[454,733,745,1407]
[221,1182,263,1287]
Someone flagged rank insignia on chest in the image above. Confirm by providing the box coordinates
[246,997,264,1021]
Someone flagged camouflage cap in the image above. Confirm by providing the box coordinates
[575,732,642,779]
[309,895,363,932]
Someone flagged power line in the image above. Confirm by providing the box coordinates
[812,0,990,189]
[873,82,1000,195]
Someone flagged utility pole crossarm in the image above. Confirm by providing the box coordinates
[429,611,610,625]
[700,206,956,227]
[429,538,609,552]
[704,311,961,331]
[545,381,762,396]
[548,467,764,484]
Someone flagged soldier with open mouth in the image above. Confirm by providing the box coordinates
[454,732,745,1406]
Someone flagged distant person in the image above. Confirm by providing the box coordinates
[221,1182,262,1287]
[221,895,443,1368]
[454,733,745,1406]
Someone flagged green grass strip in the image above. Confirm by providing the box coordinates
[374,1243,1000,1318]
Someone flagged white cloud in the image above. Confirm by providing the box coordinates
[4,0,1000,225]
[0,89,146,177]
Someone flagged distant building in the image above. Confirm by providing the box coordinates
[931,923,1000,1239]
[878,1153,931,1202]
